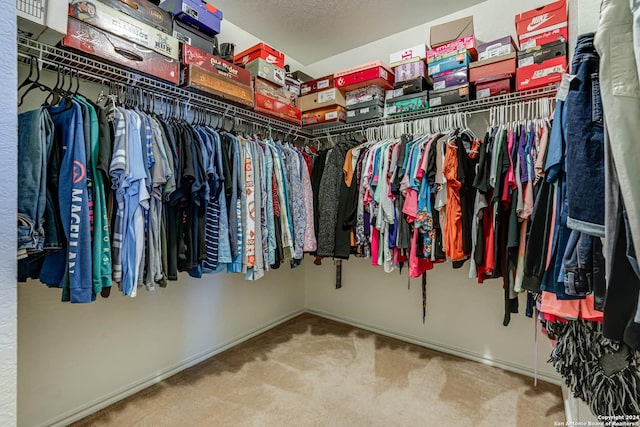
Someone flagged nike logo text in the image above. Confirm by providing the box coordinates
[527,13,553,31]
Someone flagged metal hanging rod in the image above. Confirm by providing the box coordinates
[310,85,558,136]
[17,36,315,139]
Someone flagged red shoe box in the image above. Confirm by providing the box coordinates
[475,74,513,99]
[516,55,566,91]
[62,17,180,84]
[234,43,285,68]
[516,0,568,49]
[254,93,301,124]
[300,75,335,96]
[182,43,251,86]
[183,64,254,107]
[335,66,394,91]
[302,105,346,126]
[469,53,516,82]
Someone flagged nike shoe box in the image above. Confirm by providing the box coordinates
[475,74,513,99]
[517,39,567,68]
[345,85,386,109]
[182,43,251,86]
[429,85,471,107]
[99,0,173,34]
[234,43,285,68]
[296,87,346,112]
[346,104,385,123]
[335,62,395,91]
[478,36,518,61]
[302,105,346,126]
[516,55,566,91]
[254,93,301,125]
[427,35,478,64]
[159,0,223,36]
[244,57,286,87]
[516,0,567,49]
[469,53,516,82]
[63,17,180,84]
[389,44,428,67]
[394,59,427,83]
[432,67,468,91]
[384,91,429,116]
[428,51,472,76]
[300,75,335,96]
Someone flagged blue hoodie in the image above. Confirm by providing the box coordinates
[48,99,93,303]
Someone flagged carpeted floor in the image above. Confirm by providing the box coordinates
[73,313,564,427]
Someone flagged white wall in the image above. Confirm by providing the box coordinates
[305,0,560,77]
[218,20,310,74]
[1,0,17,425]
[305,259,558,381]
[16,58,307,426]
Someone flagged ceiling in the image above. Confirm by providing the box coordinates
[214,0,486,65]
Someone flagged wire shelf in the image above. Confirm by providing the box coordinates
[308,85,558,136]
[17,36,316,138]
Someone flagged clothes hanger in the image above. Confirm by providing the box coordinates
[17,56,54,107]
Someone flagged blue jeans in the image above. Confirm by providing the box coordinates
[565,33,605,237]
[17,108,53,255]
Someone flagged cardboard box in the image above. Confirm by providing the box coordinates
[427,35,478,63]
[182,43,251,86]
[254,93,301,124]
[475,74,513,99]
[478,36,518,61]
[160,0,222,36]
[389,44,428,67]
[183,64,254,106]
[346,104,384,123]
[469,52,517,82]
[62,17,179,84]
[516,0,567,49]
[245,57,286,87]
[291,70,314,82]
[254,77,296,107]
[430,16,474,48]
[98,0,173,34]
[335,66,394,91]
[296,88,346,112]
[391,77,432,97]
[516,55,566,91]
[68,0,180,59]
[346,85,386,108]
[432,67,468,91]
[428,51,472,76]
[385,91,429,116]
[174,19,216,54]
[335,60,390,78]
[300,75,334,96]
[234,43,285,68]
[517,39,567,67]
[302,105,346,126]
[285,76,301,97]
[394,60,427,83]
[429,85,471,107]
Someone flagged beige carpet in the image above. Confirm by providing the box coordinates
[73,314,564,427]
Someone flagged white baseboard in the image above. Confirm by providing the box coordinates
[306,308,563,387]
[43,309,306,427]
